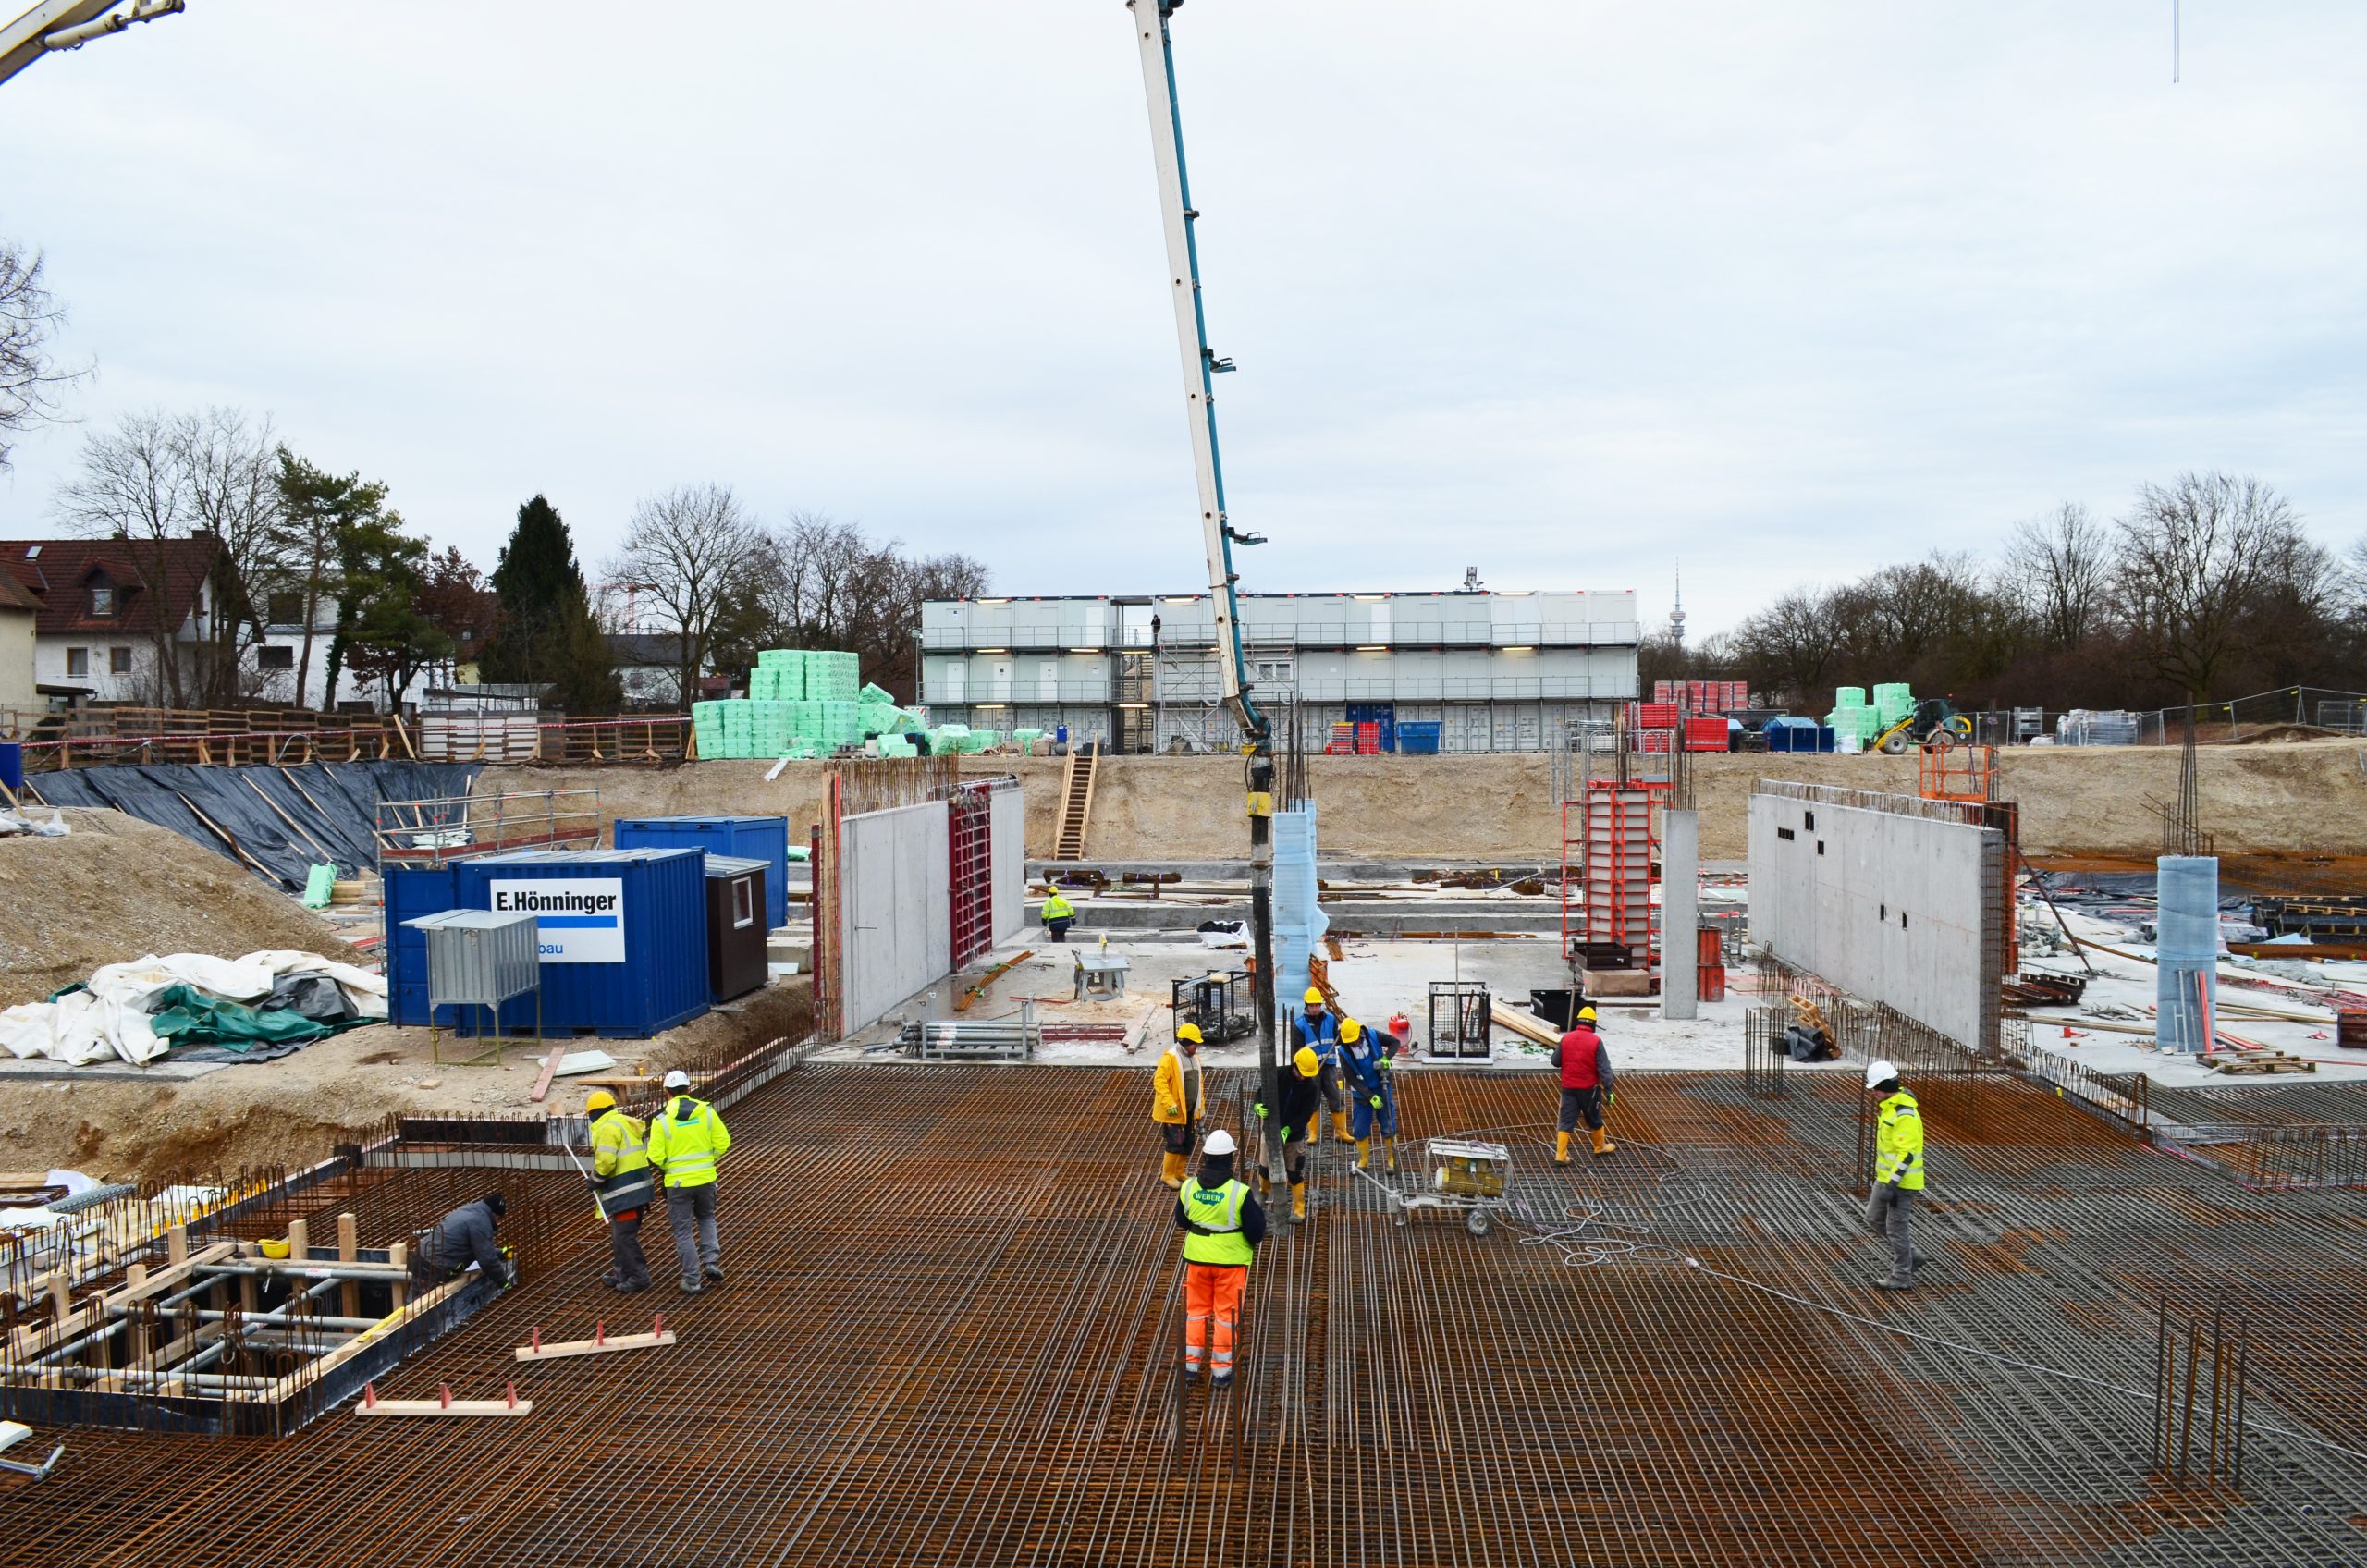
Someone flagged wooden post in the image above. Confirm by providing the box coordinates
[288,1218,309,1263]
[338,1213,360,1319]
[125,1263,150,1368]
[390,1243,409,1310]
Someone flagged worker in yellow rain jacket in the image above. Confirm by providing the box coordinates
[645,1069,731,1296]
[1173,1129,1265,1389]
[1041,888,1077,943]
[1863,1059,1932,1290]
[1153,1023,1208,1189]
[586,1089,654,1294]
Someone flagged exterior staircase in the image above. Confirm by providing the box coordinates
[1054,747,1098,861]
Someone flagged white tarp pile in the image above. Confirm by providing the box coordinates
[0,951,387,1068]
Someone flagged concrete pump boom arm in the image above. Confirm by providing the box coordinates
[1,0,182,88]
[1127,0,1266,745]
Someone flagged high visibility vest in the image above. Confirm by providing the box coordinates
[646,1095,730,1189]
[1043,892,1075,922]
[1294,1011,1340,1062]
[1181,1179,1254,1268]
[1558,1028,1604,1089]
[590,1109,649,1179]
[1875,1090,1926,1191]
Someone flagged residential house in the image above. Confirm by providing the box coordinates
[606,631,715,710]
[0,570,38,714]
[2,537,222,708]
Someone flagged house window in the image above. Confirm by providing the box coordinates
[258,646,295,671]
[109,647,132,675]
[66,647,89,677]
[267,592,303,626]
[89,586,115,618]
[731,877,756,930]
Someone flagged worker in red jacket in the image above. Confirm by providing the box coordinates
[1552,1007,1616,1163]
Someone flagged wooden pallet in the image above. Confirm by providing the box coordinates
[1053,749,1098,861]
[2207,1051,2318,1076]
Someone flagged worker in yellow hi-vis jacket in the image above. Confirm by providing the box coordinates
[1152,1024,1207,1188]
[646,1069,731,1296]
[1863,1058,1932,1290]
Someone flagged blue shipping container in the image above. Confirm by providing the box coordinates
[614,815,791,931]
[387,850,710,1038]
[1397,721,1441,755]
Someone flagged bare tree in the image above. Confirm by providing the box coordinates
[1,239,81,472]
[178,408,283,704]
[607,483,765,707]
[2112,472,2323,701]
[2004,503,2111,650]
[1731,588,1841,708]
[54,410,195,704]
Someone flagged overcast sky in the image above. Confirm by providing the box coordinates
[4,2,2362,636]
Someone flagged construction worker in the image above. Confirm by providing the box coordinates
[585,1089,653,1293]
[1292,987,1350,1142]
[1173,1128,1265,1387]
[645,1068,731,1295]
[1153,1023,1207,1189]
[410,1192,514,1292]
[1864,1059,1931,1290]
[1338,1017,1398,1170]
[1552,1007,1616,1162]
[1041,886,1077,943]
[1253,1046,1327,1220]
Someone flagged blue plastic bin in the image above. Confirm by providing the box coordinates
[1397,722,1441,755]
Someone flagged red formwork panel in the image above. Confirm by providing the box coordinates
[949,783,994,969]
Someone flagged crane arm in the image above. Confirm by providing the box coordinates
[2,0,182,88]
[1127,0,1265,745]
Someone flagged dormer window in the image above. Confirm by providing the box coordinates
[90,585,116,617]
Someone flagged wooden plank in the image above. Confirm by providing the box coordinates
[513,1328,677,1363]
[1490,1002,1562,1049]
[530,1049,563,1103]
[954,949,1034,1012]
[357,1389,531,1419]
[243,774,337,864]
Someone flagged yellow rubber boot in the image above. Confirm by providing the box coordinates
[1334,1111,1352,1145]
[1386,1141,1397,1172]
[1160,1151,1186,1189]
[1291,1182,1307,1220]
[1554,1132,1572,1165]
[1592,1126,1617,1157]
[1355,1138,1369,1170]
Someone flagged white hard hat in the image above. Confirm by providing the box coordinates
[1864,1059,1897,1090]
[663,1069,692,1090]
[1203,1129,1237,1156]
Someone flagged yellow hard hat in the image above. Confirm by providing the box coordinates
[1339,1018,1363,1043]
[257,1237,291,1260]
[1303,987,1326,1006]
[1294,1046,1320,1076]
[1577,1006,1598,1023]
[1175,1023,1203,1046]
[584,1089,617,1112]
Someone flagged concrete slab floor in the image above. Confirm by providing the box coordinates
[816,933,1765,1073]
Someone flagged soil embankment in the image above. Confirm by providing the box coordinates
[491,738,2367,864]
[0,810,360,1008]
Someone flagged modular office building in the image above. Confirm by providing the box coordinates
[918,591,1640,753]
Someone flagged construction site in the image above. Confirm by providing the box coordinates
[4,4,2366,1565]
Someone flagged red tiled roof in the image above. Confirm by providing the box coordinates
[0,536,219,637]
[0,571,41,614]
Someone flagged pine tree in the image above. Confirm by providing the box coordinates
[478,494,619,712]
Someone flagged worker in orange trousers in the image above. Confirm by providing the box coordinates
[1174,1129,1266,1387]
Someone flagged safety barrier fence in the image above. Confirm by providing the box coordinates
[0,708,701,773]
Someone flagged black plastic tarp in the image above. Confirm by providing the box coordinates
[34,760,480,889]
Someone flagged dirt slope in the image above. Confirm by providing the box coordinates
[484,741,2367,864]
[0,809,359,1008]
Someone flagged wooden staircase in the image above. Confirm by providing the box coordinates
[1053,748,1098,861]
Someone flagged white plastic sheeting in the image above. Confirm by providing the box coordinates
[0,950,387,1068]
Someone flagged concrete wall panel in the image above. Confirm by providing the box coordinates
[838,801,953,1035]
[990,786,1026,945]
[1748,791,2001,1049]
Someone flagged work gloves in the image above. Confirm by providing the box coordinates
[1253,1101,1268,1120]
[1369,1095,1383,1109]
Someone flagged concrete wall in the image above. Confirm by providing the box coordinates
[1748,790,2003,1050]
[837,800,952,1035]
[990,785,1025,945]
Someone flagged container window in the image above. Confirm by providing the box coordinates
[732,877,755,929]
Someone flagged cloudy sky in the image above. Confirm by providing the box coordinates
[3,1,2361,636]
